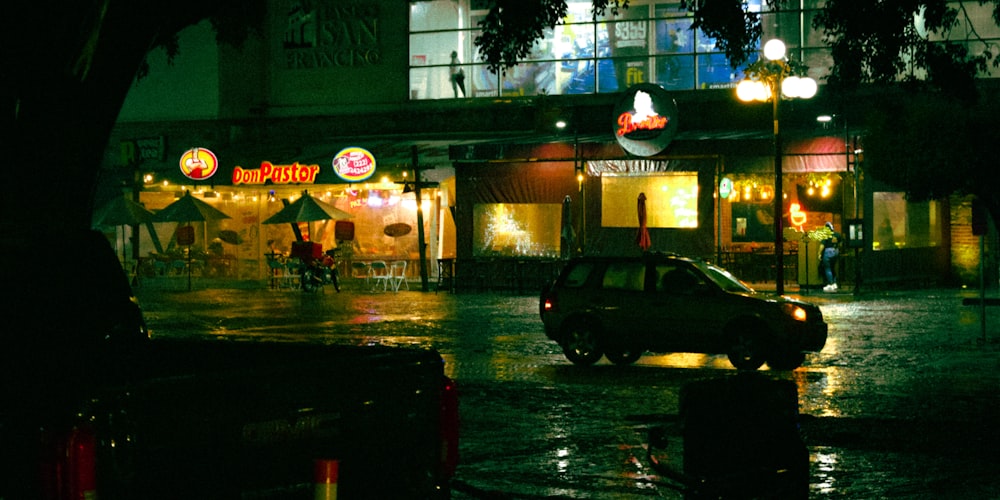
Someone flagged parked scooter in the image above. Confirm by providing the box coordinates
[300,249,340,293]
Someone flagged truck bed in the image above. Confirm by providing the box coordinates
[10,340,454,499]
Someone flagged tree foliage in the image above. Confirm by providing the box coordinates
[864,92,1000,223]
[678,0,765,69]
[815,0,998,99]
[2,0,265,230]
[475,0,630,73]
[476,0,1000,98]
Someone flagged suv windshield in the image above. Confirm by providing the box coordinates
[695,262,755,294]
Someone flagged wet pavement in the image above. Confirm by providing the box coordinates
[134,278,1000,498]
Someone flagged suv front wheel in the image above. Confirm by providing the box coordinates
[605,349,642,365]
[561,320,604,366]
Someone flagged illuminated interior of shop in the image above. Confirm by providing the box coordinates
[601,173,699,228]
[125,179,450,280]
[472,203,562,258]
[872,192,940,251]
[721,173,845,246]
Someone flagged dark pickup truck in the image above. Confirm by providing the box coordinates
[1,230,458,499]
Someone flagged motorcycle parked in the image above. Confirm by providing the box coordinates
[300,249,340,293]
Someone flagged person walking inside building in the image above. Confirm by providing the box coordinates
[820,221,841,292]
[449,51,466,97]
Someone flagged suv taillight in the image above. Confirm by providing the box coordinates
[541,291,557,315]
[40,423,98,500]
[439,376,459,479]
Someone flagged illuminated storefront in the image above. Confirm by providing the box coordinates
[112,146,453,284]
[98,0,985,289]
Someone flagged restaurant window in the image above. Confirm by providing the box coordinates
[872,192,941,251]
[601,173,698,228]
[472,203,562,257]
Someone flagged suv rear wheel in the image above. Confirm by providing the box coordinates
[561,320,603,366]
[727,329,767,370]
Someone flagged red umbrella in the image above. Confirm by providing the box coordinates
[636,192,651,251]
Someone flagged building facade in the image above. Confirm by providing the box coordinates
[99,0,1000,288]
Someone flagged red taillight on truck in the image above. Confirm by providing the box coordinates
[439,375,459,478]
[40,423,98,500]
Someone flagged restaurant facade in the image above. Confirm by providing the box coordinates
[97,0,998,289]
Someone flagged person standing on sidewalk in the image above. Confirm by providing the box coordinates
[820,221,841,292]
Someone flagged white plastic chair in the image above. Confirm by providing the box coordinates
[389,260,409,291]
[369,261,391,291]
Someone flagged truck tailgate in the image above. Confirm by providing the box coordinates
[98,340,450,499]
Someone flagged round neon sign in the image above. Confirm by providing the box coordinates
[179,147,218,180]
[332,147,376,182]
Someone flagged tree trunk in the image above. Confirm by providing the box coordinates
[2,2,208,233]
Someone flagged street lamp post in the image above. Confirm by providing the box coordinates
[736,39,817,295]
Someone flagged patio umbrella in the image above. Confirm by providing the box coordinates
[262,190,352,225]
[153,191,231,290]
[154,191,232,224]
[91,196,155,263]
[263,190,352,243]
[636,192,651,252]
[561,195,576,259]
[92,196,155,228]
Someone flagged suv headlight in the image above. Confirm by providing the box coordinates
[781,303,808,322]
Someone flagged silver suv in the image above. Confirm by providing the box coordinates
[539,253,827,370]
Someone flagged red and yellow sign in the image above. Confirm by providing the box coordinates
[232,161,320,185]
[789,203,808,228]
[612,83,678,157]
[332,147,376,182]
[179,147,218,180]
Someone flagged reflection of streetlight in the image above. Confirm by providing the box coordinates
[736,39,817,295]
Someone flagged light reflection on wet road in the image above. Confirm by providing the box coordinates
[136,284,1000,498]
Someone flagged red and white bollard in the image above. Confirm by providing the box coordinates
[314,459,339,500]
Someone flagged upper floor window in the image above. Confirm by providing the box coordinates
[409,0,998,101]
[408,0,827,100]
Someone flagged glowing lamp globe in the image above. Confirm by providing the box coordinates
[736,79,758,102]
[797,77,818,98]
[781,76,802,98]
[763,39,786,61]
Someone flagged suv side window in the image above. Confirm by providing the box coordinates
[656,264,702,294]
[602,262,645,291]
[562,262,595,288]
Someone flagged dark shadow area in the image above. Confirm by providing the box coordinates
[647,373,809,499]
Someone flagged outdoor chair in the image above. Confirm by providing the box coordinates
[351,261,372,286]
[389,260,409,291]
[369,261,390,291]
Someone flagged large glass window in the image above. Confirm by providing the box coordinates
[410,0,998,100]
[872,192,941,251]
[601,173,699,228]
[473,203,562,257]
[409,0,772,99]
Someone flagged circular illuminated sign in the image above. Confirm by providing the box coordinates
[179,147,219,180]
[612,83,678,157]
[719,177,733,199]
[332,147,376,182]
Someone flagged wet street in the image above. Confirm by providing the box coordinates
[135,280,1000,498]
